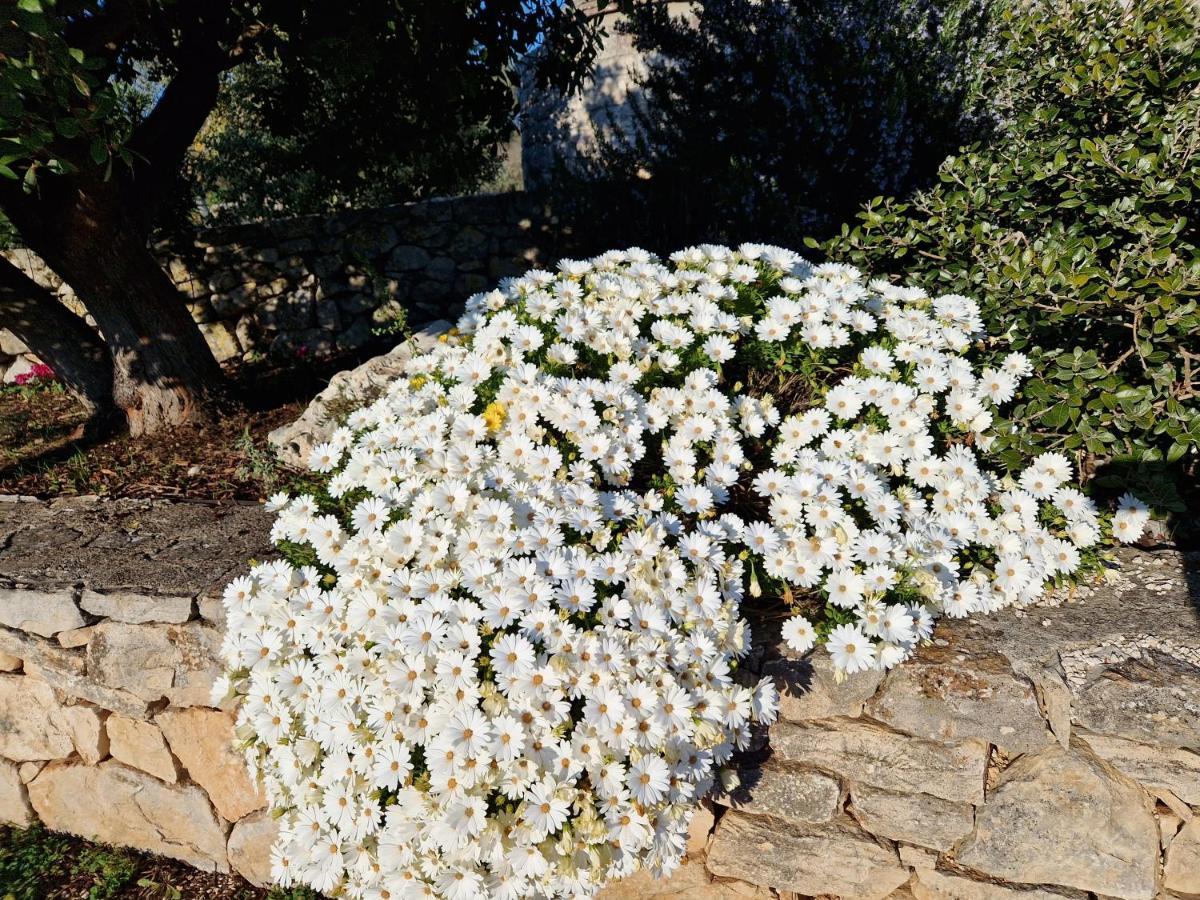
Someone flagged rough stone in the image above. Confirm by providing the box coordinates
[770,720,987,804]
[21,658,153,720]
[335,314,374,351]
[80,590,194,625]
[3,356,36,384]
[1164,818,1200,895]
[911,869,1079,900]
[0,758,33,827]
[268,320,450,467]
[28,761,229,872]
[0,587,86,637]
[86,621,222,708]
[706,809,909,900]
[864,644,1054,754]
[0,651,21,671]
[0,329,29,355]
[0,674,75,761]
[849,784,974,851]
[56,625,98,649]
[17,762,43,783]
[956,742,1158,900]
[157,707,265,821]
[107,715,179,783]
[63,703,109,764]
[1080,731,1200,805]
[199,322,240,362]
[686,801,715,858]
[1070,650,1200,751]
[711,762,840,826]
[599,858,751,899]
[765,650,885,721]
[227,810,279,888]
[388,245,431,271]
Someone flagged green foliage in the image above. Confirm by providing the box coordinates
[0,823,137,900]
[820,0,1200,507]
[1,1,607,224]
[0,1,149,190]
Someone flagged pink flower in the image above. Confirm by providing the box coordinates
[13,363,54,386]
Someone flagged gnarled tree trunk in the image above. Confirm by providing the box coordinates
[0,254,114,417]
[6,178,225,436]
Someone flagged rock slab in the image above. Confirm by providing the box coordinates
[28,761,229,872]
[955,743,1159,900]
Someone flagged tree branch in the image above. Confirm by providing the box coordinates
[123,16,271,231]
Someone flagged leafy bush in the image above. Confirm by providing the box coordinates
[220,243,1145,898]
[819,0,1200,509]
[547,0,995,246]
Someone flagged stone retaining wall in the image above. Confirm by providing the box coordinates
[1,191,568,381]
[0,495,1197,898]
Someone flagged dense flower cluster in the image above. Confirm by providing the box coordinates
[219,244,1146,899]
[12,362,54,386]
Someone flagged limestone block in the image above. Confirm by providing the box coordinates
[0,674,75,761]
[864,644,1054,754]
[763,651,883,722]
[1164,818,1200,895]
[157,707,265,821]
[86,621,222,708]
[1080,731,1200,805]
[0,758,33,827]
[956,742,1158,900]
[107,714,178,783]
[848,784,974,851]
[770,719,988,804]
[28,761,229,872]
[1071,650,1200,750]
[80,590,193,625]
[199,322,241,363]
[911,869,1079,900]
[227,810,279,888]
[63,703,109,764]
[686,801,715,858]
[18,762,44,783]
[706,809,909,900]
[388,245,431,271]
[0,587,86,637]
[710,762,841,826]
[600,858,765,899]
[56,625,98,649]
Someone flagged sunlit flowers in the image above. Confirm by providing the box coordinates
[220,243,1147,899]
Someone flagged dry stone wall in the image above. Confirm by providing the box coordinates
[0,191,568,381]
[0,494,1197,898]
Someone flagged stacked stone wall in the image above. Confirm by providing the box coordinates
[0,191,569,381]
[0,495,1197,897]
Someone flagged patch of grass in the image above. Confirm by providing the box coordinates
[0,824,323,900]
[0,823,138,900]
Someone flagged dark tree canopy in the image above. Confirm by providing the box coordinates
[0,0,606,434]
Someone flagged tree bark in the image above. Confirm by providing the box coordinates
[0,254,114,416]
[5,178,226,436]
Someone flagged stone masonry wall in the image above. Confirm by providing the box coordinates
[0,494,1197,897]
[0,191,571,382]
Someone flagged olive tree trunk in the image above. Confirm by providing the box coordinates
[0,254,114,416]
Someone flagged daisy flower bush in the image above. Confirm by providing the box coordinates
[217,243,1149,898]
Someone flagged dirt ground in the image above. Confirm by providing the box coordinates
[0,348,384,502]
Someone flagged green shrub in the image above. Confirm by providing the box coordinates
[818,0,1200,510]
